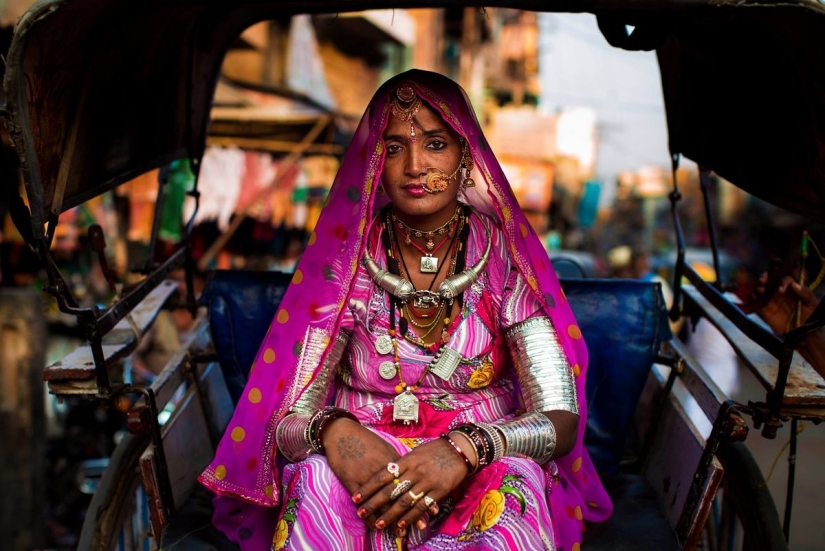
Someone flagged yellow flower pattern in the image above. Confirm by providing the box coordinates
[272,498,298,550]
[472,490,506,532]
[465,475,527,537]
[467,360,495,389]
[272,519,289,549]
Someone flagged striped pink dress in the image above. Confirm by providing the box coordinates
[273,213,564,550]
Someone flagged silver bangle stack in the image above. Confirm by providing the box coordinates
[275,413,313,462]
[275,407,359,462]
[504,316,578,415]
[493,411,557,465]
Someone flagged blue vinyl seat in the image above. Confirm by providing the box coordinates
[161,273,678,550]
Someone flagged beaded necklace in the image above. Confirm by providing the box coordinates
[380,205,473,424]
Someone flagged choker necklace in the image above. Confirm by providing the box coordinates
[392,206,461,251]
[394,221,454,274]
[364,208,491,309]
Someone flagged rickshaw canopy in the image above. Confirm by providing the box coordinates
[3,0,825,241]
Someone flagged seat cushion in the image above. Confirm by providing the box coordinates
[583,473,681,550]
[562,278,672,474]
[200,270,292,404]
[160,486,237,550]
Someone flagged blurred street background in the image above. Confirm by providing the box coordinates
[0,4,822,550]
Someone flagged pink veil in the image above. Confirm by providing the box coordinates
[199,69,611,549]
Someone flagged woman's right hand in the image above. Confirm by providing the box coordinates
[322,417,400,495]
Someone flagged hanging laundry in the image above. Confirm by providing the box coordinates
[118,169,160,242]
[159,159,195,242]
[238,151,277,222]
[183,146,245,231]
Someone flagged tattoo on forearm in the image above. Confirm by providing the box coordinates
[337,435,366,460]
[432,445,458,470]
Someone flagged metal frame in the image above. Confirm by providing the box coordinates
[667,153,825,541]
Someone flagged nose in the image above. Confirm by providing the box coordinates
[404,143,426,178]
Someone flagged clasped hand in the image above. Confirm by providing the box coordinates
[322,418,469,537]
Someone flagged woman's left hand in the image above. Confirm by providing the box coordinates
[353,436,469,536]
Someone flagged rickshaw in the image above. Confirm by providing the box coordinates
[2,1,824,549]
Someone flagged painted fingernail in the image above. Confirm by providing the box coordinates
[395,527,407,537]
[397,520,407,529]
[416,519,427,530]
[357,508,367,518]
[375,520,386,530]
[352,493,362,503]
[429,505,440,515]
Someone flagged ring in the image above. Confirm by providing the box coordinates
[408,490,424,507]
[423,495,436,508]
[387,462,400,478]
[389,479,412,500]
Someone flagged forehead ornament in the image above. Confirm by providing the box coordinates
[391,85,422,140]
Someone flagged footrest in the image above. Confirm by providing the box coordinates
[583,473,681,550]
[160,486,237,551]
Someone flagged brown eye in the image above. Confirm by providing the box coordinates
[427,140,447,151]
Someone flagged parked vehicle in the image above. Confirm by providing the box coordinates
[1,1,823,550]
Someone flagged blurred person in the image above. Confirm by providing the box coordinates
[744,272,825,379]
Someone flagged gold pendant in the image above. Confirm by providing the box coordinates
[420,255,438,273]
[430,347,461,381]
[393,388,420,424]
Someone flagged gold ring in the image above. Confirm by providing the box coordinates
[408,490,425,507]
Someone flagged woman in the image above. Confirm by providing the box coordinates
[200,70,611,550]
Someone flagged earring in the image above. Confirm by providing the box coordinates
[461,146,476,189]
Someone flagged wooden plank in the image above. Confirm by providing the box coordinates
[668,339,726,423]
[643,390,712,528]
[683,286,825,406]
[139,444,167,541]
[160,387,214,510]
[44,279,179,383]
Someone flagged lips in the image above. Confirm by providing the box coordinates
[402,183,427,197]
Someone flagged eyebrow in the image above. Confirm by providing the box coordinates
[383,128,450,142]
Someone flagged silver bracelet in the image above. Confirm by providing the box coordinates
[504,316,578,415]
[291,331,350,414]
[493,411,557,465]
[275,413,313,462]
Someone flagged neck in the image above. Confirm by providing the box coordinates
[392,200,461,233]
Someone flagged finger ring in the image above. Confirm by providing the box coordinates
[386,462,400,478]
[390,479,412,500]
[408,490,425,507]
[423,495,436,508]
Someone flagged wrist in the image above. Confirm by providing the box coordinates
[448,430,479,469]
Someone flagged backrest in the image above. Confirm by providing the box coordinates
[562,279,672,474]
[200,270,292,404]
[201,271,671,476]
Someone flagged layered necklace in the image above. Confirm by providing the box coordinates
[364,205,491,423]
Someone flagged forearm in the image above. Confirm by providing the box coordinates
[274,331,353,461]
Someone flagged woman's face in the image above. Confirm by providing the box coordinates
[381,101,463,223]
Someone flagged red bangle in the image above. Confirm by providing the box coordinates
[440,433,475,475]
